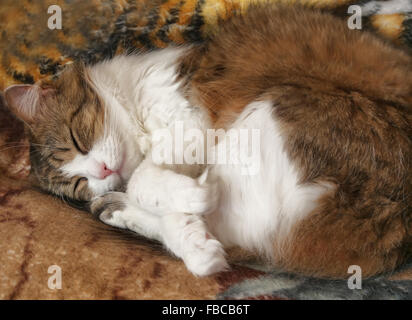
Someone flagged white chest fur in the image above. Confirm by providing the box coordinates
[206,101,331,259]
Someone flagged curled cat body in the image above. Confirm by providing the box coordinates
[5,4,412,278]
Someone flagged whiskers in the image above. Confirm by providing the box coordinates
[0,141,44,150]
[0,142,62,162]
[0,142,30,153]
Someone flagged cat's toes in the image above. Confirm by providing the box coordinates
[183,237,229,277]
[99,210,127,229]
[89,192,127,222]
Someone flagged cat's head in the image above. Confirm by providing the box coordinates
[4,63,140,203]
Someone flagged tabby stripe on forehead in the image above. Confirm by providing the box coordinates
[69,91,89,124]
[70,104,83,124]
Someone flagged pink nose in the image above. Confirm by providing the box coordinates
[100,163,114,179]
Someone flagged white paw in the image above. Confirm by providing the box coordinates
[90,192,128,229]
[182,234,229,277]
[160,213,228,276]
[170,176,219,215]
[130,169,219,216]
[99,210,127,229]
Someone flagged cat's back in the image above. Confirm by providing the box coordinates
[187,4,412,116]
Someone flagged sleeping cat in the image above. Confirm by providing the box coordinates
[4,4,412,278]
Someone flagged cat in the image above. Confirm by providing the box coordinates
[4,4,412,278]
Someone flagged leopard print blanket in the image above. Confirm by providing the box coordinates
[0,0,411,90]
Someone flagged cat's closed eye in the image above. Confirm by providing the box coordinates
[70,128,88,155]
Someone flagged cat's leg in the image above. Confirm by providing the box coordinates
[91,176,228,276]
[91,192,228,276]
[160,212,228,276]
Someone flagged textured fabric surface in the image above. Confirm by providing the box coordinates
[0,0,411,90]
[0,0,412,300]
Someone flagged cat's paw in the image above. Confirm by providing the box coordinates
[170,177,220,216]
[89,192,128,228]
[183,235,229,277]
[160,213,228,276]
[130,170,219,216]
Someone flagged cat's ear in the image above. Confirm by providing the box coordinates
[4,84,51,124]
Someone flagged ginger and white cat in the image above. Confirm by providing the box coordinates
[5,4,412,278]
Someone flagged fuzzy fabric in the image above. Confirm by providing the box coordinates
[0,0,411,90]
[0,0,411,300]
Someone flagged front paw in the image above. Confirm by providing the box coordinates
[130,170,220,216]
[171,176,220,215]
[89,192,127,228]
[161,213,229,277]
[183,235,229,277]
[159,177,219,215]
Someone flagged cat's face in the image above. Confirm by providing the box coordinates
[4,64,140,202]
